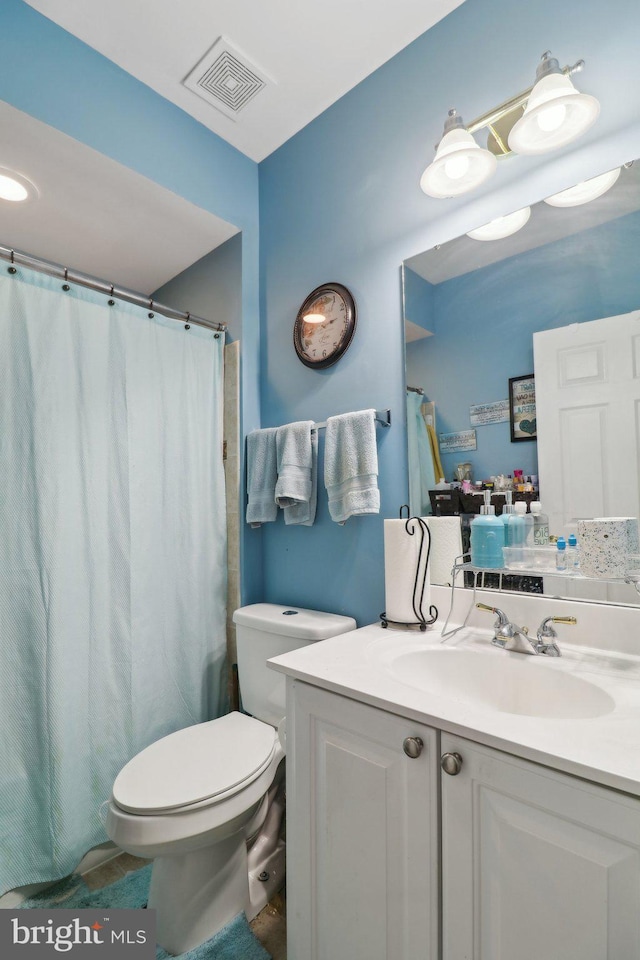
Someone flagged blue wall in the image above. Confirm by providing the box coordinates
[406,209,640,483]
[0,0,263,602]
[259,0,640,626]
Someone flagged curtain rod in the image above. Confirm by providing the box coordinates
[0,244,227,334]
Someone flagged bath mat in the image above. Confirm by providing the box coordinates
[19,866,272,960]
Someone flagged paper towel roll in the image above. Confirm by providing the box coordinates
[577,517,637,578]
[425,516,464,586]
[384,518,430,624]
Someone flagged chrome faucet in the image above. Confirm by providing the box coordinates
[532,615,577,657]
[476,603,577,656]
[476,602,535,654]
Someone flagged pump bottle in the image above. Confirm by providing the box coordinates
[470,490,505,569]
[529,501,550,546]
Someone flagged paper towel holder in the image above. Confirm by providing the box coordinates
[380,507,438,631]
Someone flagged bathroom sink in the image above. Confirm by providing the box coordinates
[388,648,615,719]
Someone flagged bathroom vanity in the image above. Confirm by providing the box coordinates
[269,592,640,960]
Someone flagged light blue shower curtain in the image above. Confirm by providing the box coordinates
[407,391,436,516]
[0,266,227,895]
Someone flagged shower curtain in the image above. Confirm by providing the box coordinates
[0,266,227,895]
[407,390,436,516]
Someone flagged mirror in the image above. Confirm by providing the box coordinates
[403,157,640,604]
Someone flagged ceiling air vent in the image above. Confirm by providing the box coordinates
[183,38,270,121]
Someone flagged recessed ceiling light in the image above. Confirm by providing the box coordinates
[467,206,531,241]
[0,167,38,202]
[543,167,621,207]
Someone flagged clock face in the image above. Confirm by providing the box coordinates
[293,283,356,369]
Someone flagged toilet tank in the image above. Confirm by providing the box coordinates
[232,603,356,725]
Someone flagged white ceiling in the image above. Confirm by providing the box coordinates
[25,0,465,162]
[0,100,238,294]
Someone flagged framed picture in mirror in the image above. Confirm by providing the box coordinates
[509,374,537,442]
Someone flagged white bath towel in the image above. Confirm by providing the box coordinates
[284,429,318,526]
[324,409,380,524]
[246,427,278,527]
[275,421,314,507]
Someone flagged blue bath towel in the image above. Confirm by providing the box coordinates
[274,421,314,508]
[324,409,380,523]
[283,429,317,526]
[246,427,278,527]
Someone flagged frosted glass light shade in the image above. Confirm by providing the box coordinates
[508,73,600,155]
[420,127,497,199]
[467,206,531,242]
[544,167,621,207]
[0,168,36,202]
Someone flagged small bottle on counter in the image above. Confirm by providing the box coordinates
[556,536,567,571]
[567,533,580,572]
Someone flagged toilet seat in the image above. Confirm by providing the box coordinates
[113,712,278,815]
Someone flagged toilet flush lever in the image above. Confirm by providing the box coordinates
[403,736,423,758]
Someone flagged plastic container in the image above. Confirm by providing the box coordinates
[556,536,567,571]
[567,533,580,571]
[506,501,531,562]
[529,501,550,546]
[503,545,558,572]
[470,490,504,569]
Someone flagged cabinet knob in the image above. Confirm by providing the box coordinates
[441,752,463,775]
[403,736,424,758]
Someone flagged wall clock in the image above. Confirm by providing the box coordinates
[293,282,357,369]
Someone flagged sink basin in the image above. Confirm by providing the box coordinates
[388,648,615,719]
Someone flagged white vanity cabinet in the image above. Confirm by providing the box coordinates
[286,679,439,960]
[286,677,640,960]
[441,733,640,960]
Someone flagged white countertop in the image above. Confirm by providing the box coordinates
[269,618,640,798]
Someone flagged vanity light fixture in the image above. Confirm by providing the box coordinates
[420,52,599,199]
[543,167,621,207]
[467,206,531,242]
[0,167,38,202]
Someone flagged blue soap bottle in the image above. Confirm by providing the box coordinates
[470,490,505,569]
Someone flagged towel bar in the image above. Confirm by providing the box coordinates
[312,408,391,431]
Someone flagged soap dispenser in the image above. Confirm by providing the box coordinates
[500,490,516,540]
[507,501,531,563]
[470,490,505,569]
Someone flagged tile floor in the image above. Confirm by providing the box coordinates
[81,853,287,960]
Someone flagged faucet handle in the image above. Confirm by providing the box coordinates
[535,615,576,656]
[476,602,509,625]
[539,615,577,634]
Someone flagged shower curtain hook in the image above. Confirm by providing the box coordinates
[185,313,191,331]
[8,250,17,274]
[108,284,115,307]
[62,267,70,292]
[148,298,154,319]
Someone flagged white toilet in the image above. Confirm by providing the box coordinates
[105,603,356,954]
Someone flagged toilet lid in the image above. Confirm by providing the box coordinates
[112,712,278,814]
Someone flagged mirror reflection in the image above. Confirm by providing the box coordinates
[403,158,640,604]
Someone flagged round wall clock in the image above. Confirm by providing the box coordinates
[293,282,357,369]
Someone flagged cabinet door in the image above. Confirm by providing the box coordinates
[441,734,640,960]
[287,679,438,960]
